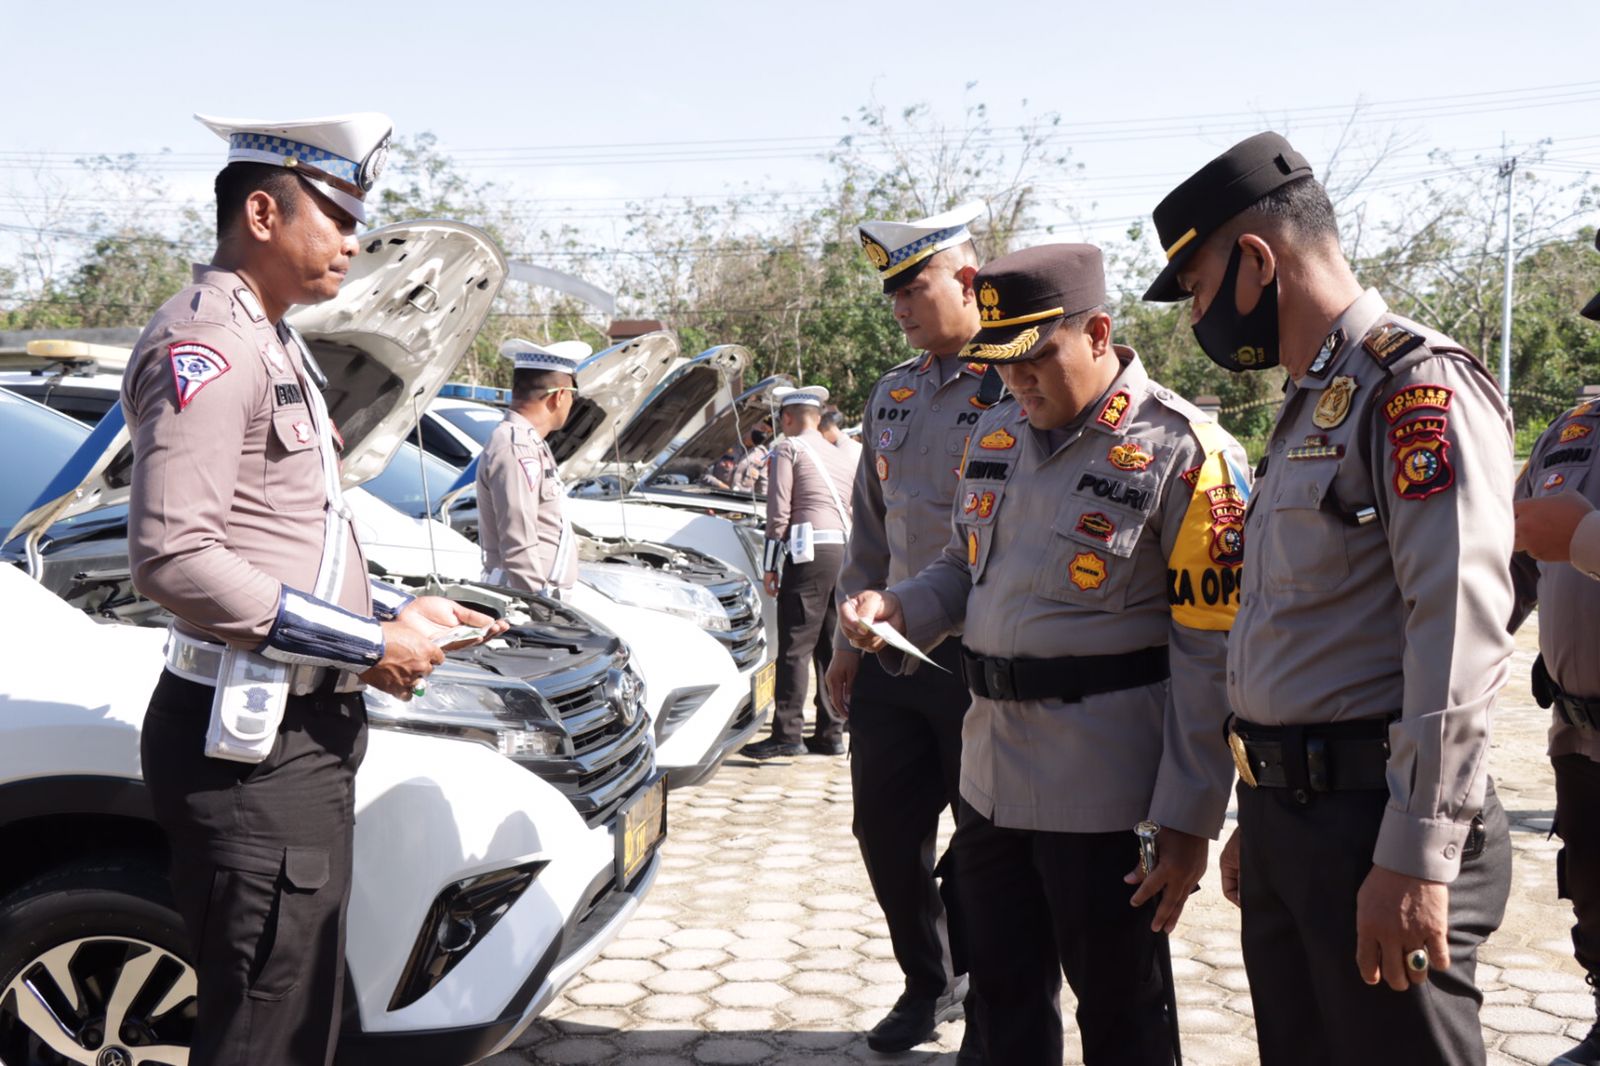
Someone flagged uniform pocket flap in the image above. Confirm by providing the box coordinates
[270,410,318,453]
[873,424,910,452]
[283,846,330,890]
[209,840,286,877]
[1271,462,1342,511]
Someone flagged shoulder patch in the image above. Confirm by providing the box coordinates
[235,287,267,323]
[518,456,543,490]
[168,342,231,411]
[1362,322,1426,365]
[1383,384,1453,424]
[1389,416,1454,500]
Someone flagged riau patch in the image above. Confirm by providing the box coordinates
[967,530,980,566]
[1206,485,1246,566]
[876,454,889,481]
[168,342,231,411]
[1179,465,1202,488]
[1068,551,1108,591]
[235,287,267,322]
[1389,417,1453,500]
[979,427,1017,450]
[518,456,543,491]
[1544,446,1593,469]
[1287,434,1345,461]
[1363,322,1426,364]
[1096,390,1132,431]
[1076,512,1115,542]
[1312,376,1358,430]
[1384,384,1453,423]
[976,491,996,518]
[1561,423,1594,444]
[889,387,916,403]
[1107,442,1154,471]
[1544,471,1567,492]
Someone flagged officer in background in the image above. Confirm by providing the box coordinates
[1516,233,1600,574]
[825,202,991,1057]
[844,244,1246,1065]
[820,405,863,464]
[1145,132,1514,1065]
[728,425,772,495]
[742,385,859,758]
[1510,247,1600,1066]
[125,113,505,1066]
[475,339,590,597]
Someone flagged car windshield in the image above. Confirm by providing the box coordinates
[435,404,503,447]
[0,392,92,533]
[364,441,463,519]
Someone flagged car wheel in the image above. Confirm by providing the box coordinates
[0,857,195,1066]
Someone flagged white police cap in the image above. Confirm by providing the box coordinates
[195,112,394,224]
[858,200,985,294]
[772,385,830,409]
[500,338,591,376]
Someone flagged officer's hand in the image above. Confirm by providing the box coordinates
[1514,493,1595,562]
[763,571,780,597]
[826,650,860,718]
[839,591,902,652]
[1219,827,1242,908]
[1355,865,1450,991]
[361,623,446,700]
[398,596,510,650]
[1125,828,1207,934]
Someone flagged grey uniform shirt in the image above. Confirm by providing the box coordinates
[1511,399,1600,764]
[766,428,859,542]
[1231,288,1514,884]
[888,349,1246,837]
[475,410,577,594]
[122,265,377,655]
[834,355,995,652]
[730,444,770,495]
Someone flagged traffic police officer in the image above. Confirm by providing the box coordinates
[125,112,504,1066]
[1146,132,1515,1065]
[742,385,859,758]
[825,202,992,1056]
[844,243,1247,1065]
[475,338,589,596]
[1510,240,1600,1066]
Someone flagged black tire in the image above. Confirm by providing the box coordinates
[0,855,195,1066]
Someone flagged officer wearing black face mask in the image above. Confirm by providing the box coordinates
[1144,132,1516,1066]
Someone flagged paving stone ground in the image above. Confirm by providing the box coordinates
[491,613,1584,1065]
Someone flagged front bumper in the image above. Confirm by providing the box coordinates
[667,695,770,789]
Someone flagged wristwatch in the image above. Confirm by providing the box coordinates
[1135,820,1161,875]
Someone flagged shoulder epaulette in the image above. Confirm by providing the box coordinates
[1361,322,1427,368]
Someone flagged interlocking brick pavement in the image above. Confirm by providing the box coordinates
[491,613,1584,1064]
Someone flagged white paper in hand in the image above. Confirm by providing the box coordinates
[866,619,950,672]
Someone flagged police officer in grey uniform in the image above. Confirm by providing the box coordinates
[476,338,588,596]
[742,385,859,758]
[1145,132,1515,1066]
[728,428,771,495]
[825,203,993,1057]
[1510,247,1600,1066]
[844,244,1247,1065]
[124,113,504,1066]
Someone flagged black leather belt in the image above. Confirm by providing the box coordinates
[1228,715,1393,797]
[960,645,1168,703]
[1533,654,1600,729]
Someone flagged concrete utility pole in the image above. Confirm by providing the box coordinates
[1499,152,1518,398]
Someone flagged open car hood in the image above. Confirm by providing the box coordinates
[637,374,794,496]
[3,219,506,549]
[600,344,751,475]
[546,332,680,484]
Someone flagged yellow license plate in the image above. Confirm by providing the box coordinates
[618,775,667,885]
[752,660,777,714]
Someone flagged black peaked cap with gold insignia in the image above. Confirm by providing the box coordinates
[961,244,1106,364]
[1143,131,1314,303]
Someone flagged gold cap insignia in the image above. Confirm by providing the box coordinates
[862,235,889,270]
[979,282,1002,321]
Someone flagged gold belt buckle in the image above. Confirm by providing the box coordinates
[1228,724,1259,788]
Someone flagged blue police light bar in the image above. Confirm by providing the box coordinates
[438,383,512,405]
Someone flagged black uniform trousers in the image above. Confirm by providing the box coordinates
[1237,779,1511,1066]
[1555,753,1600,977]
[950,801,1174,1066]
[849,638,970,1000]
[141,670,367,1066]
[771,542,845,744]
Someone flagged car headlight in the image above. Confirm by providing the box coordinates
[580,563,733,631]
[365,663,573,761]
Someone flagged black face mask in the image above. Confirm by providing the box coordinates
[1192,241,1280,373]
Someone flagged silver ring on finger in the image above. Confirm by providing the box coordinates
[1405,949,1429,973]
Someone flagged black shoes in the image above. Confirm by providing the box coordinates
[1554,983,1600,1066]
[866,976,968,1053]
[804,734,846,755]
[739,737,805,760]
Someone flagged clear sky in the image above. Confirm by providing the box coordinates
[4,0,1599,271]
